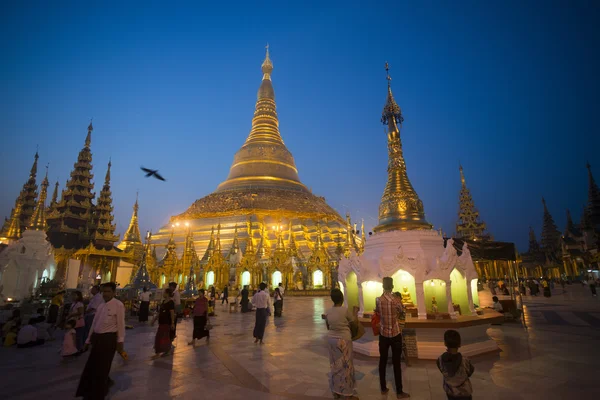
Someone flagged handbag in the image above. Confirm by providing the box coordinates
[350,318,365,341]
[205,319,213,331]
[371,312,381,336]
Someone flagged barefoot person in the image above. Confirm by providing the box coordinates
[76,282,125,399]
[151,289,175,358]
[252,282,271,344]
[189,289,210,346]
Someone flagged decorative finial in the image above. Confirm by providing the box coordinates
[261,43,273,79]
[381,62,403,127]
[85,119,93,148]
[385,61,391,87]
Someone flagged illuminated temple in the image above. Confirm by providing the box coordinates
[150,48,362,290]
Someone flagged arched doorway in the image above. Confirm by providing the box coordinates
[206,271,215,287]
[272,270,282,289]
[392,270,417,306]
[470,278,480,307]
[344,271,359,310]
[313,269,324,287]
[423,279,447,313]
[450,268,469,315]
[241,271,250,287]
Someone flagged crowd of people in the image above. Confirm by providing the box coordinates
[3,272,600,400]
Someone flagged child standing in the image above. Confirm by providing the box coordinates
[437,330,474,400]
[61,320,78,358]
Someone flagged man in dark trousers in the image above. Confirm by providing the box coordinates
[222,285,229,304]
[376,277,410,399]
[76,282,125,399]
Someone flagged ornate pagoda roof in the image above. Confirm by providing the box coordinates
[175,47,343,224]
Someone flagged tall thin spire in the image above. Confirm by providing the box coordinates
[92,159,118,247]
[121,192,142,246]
[455,164,489,240]
[217,46,306,193]
[13,150,40,232]
[50,180,59,207]
[540,197,561,253]
[374,63,431,232]
[85,120,93,148]
[30,166,49,231]
[4,195,23,240]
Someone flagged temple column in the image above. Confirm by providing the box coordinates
[572,260,579,277]
[357,283,365,317]
[466,279,477,316]
[342,281,348,307]
[445,282,457,319]
[415,282,427,319]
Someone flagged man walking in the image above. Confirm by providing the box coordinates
[76,282,125,400]
[252,282,271,344]
[376,277,410,399]
[84,285,102,340]
[222,285,229,305]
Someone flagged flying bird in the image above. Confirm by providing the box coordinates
[141,167,166,181]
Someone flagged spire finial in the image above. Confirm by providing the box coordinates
[85,119,93,148]
[385,61,391,88]
[381,62,403,127]
[104,159,112,184]
[459,164,466,187]
[261,43,273,79]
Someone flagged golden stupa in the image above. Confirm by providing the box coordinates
[151,47,362,291]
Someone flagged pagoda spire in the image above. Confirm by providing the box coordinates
[528,226,541,253]
[217,46,306,193]
[201,226,216,261]
[581,204,592,231]
[229,225,240,256]
[455,164,490,241]
[30,166,50,231]
[275,220,285,252]
[15,150,40,233]
[565,209,576,235]
[4,195,23,241]
[374,63,431,232]
[118,192,143,261]
[49,180,59,208]
[92,159,118,248]
[246,220,256,254]
[286,221,298,258]
[215,223,222,253]
[586,162,600,227]
[540,198,561,253]
[314,221,325,251]
[46,122,96,249]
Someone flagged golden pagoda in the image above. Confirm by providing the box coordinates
[152,47,358,290]
[117,193,144,263]
[373,63,431,232]
[0,151,40,243]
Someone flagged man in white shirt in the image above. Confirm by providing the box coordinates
[17,318,45,348]
[85,285,102,339]
[76,282,125,399]
[252,283,271,344]
[491,296,504,313]
[278,282,285,296]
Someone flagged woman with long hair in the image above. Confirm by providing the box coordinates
[325,289,359,399]
[66,291,85,351]
[151,289,175,358]
[189,289,210,346]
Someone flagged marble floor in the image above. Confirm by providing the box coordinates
[1,284,600,400]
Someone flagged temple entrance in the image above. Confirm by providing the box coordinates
[313,269,324,287]
[450,268,469,315]
[423,279,447,313]
[272,270,282,289]
[471,278,480,307]
[206,271,215,287]
[344,271,359,309]
[241,271,250,287]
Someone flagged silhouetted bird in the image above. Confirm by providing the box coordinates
[141,167,166,181]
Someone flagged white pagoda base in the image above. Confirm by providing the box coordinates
[338,229,501,359]
[0,230,55,301]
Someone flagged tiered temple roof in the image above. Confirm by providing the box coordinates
[29,167,50,231]
[47,122,96,249]
[455,165,490,241]
[92,160,119,248]
[117,194,144,262]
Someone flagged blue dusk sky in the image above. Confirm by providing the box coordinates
[1,1,598,251]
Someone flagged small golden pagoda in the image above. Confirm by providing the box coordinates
[455,165,490,241]
[152,47,361,290]
[0,151,40,244]
[117,194,144,264]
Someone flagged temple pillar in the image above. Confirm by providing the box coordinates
[445,282,457,319]
[466,279,477,316]
[572,260,579,277]
[357,283,365,317]
[342,281,348,307]
[415,282,427,319]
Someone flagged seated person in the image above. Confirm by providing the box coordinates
[34,316,52,341]
[17,318,45,348]
[491,296,504,313]
[3,326,18,347]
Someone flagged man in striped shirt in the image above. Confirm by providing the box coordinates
[376,277,410,399]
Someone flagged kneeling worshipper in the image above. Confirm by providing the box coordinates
[17,318,45,348]
[76,282,126,400]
